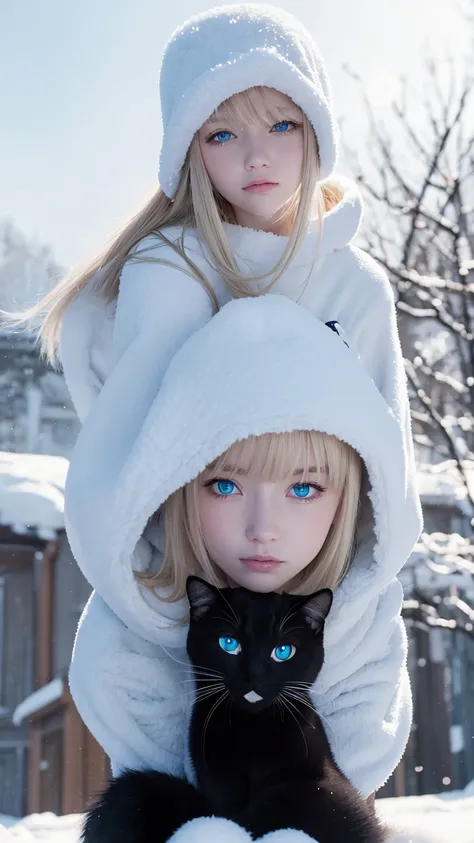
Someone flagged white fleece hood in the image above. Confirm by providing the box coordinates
[65,295,418,648]
[158,3,338,196]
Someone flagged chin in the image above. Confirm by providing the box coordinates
[239,575,286,593]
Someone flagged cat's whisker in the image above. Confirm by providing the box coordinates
[281,692,316,730]
[283,691,339,749]
[217,592,240,627]
[286,685,339,719]
[194,686,227,703]
[279,606,299,631]
[213,614,239,630]
[278,694,309,758]
[273,695,284,723]
[287,682,328,700]
[178,686,226,702]
[177,666,222,676]
[160,647,223,680]
[283,689,320,712]
[177,676,224,685]
[195,685,227,695]
[193,671,225,683]
[176,664,219,674]
[201,690,230,763]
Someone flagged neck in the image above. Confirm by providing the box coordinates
[233,207,296,236]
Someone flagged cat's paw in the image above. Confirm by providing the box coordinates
[257,831,318,843]
[167,816,252,843]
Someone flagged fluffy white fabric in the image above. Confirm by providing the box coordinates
[66,290,421,805]
[144,814,426,843]
[61,177,422,840]
[158,4,338,196]
[167,816,318,843]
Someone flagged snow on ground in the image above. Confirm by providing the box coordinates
[1,782,473,843]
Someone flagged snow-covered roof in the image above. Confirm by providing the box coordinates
[12,677,64,726]
[417,459,474,513]
[0,451,68,540]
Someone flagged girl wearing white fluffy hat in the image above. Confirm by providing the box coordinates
[22,3,421,829]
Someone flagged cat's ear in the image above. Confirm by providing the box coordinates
[298,589,333,633]
[186,576,219,620]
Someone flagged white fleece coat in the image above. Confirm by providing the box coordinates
[61,178,422,842]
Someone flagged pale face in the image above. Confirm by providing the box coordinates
[196,466,341,593]
[198,88,304,235]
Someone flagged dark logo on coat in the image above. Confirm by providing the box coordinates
[325,320,350,348]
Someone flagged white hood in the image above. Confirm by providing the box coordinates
[158,3,338,196]
[64,294,419,648]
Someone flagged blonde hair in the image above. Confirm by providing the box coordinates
[14,86,342,363]
[137,430,362,602]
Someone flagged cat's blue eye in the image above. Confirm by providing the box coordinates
[219,636,242,655]
[271,644,296,662]
[215,480,237,496]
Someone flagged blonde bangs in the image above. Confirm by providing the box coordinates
[212,86,302,131]
[201,430,354,491]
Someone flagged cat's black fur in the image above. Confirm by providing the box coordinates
[82,578,387,843]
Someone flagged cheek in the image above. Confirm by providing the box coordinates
[292,498,339,553]
[198,499,238,553]
[200,144,236,190]
[279,136,304,177]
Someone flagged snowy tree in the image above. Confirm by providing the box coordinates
[344,43,474,633]
[0,221,79,456]
[0,219,62,315]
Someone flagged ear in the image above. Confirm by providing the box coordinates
[298,589,333,633]
[186,576,220,621]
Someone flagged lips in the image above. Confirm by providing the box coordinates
[240,556,284,572]
[243,180,279,193]
[244,179,278,188]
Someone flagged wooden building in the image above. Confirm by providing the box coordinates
[0,452,108,817]
[379,461,474,798]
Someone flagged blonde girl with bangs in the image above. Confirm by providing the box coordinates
[139,430,362,604]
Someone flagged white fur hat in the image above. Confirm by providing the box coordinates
[158,3,339,198]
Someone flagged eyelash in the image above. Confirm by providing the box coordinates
[206,121,301,145]
[204,478,327,501]
[291,484,327,502]
[204,478,239,499]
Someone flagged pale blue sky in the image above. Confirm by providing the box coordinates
[0,0,468,267]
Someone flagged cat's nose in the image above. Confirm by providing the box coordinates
[244,690,263,704]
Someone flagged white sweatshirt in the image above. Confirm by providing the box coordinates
[60,177,422,821]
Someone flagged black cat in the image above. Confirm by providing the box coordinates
[82,578,387,843]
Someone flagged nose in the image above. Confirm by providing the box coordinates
[243,134,270,171]
[245,498,279,544]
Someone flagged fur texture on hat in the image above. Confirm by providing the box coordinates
[158,3,339,197]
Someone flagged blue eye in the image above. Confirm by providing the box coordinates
[271,644,296,662]
[273,121,292,133]
[212,131,233,143]
[219,636,242,655]
[290,483,312,499]
[215,480,237,496]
